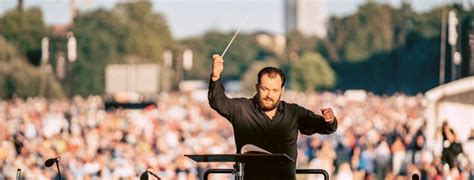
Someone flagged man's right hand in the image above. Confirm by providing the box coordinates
[211,54,224,81]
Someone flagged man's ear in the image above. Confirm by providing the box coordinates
[281,87,285,95]
[255,84,258,92]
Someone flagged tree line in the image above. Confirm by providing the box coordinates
[0,1,472,98]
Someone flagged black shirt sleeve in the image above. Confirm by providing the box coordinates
[296,105,338,135]
[208,77,237,122]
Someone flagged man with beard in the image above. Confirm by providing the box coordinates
[208,54,338,179]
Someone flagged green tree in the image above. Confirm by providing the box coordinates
[290,52,335,91]
[286,32,319,53]
[115,1,176,63]
[327,2,395,62]
[0,36,65,98]
[321,2,472,94]
[0,7,47,66]
[182,31,264,81]
[71,9,122,96]
[70,1,176,95]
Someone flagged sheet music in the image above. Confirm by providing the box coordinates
[241,144,271,154]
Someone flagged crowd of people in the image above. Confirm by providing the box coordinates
[0,91,472,179]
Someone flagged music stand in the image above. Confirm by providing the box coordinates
[185,154,294,180]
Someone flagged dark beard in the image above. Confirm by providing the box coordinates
[259,102,278,111]
[258,95,280,111]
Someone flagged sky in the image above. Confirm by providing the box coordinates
[0,0,453,39]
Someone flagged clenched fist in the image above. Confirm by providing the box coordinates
[320,108,335,123]
[211,54,224,81]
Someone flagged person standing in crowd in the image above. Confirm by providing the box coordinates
[441,121,463,169]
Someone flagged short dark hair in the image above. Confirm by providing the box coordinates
[257,67,286,87]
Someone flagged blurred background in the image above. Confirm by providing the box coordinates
[0,0,473,179]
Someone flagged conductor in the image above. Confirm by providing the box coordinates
[208,54,338,179]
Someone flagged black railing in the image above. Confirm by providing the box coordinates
[203,168,329,180]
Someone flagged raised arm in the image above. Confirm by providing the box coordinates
[208,54,235,120]
[297,106,338,135]
[211,54,224,81]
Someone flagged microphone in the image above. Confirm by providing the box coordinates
[44,157,59,167]
[140,170,161,180]
[139,171,149,180]
[44,157,62,180]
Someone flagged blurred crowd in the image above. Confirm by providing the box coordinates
[0,91,473,180]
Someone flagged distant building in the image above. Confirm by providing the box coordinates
[284,0,326,38]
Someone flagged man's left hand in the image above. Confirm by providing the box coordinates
[320,108,335,123]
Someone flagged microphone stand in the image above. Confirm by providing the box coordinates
[148,171,160,179]
[55,160,62,180]
[45,157,62,180]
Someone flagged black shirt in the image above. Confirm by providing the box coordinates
[208,78,338,179]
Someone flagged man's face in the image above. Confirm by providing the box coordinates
[256,74,284,111]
